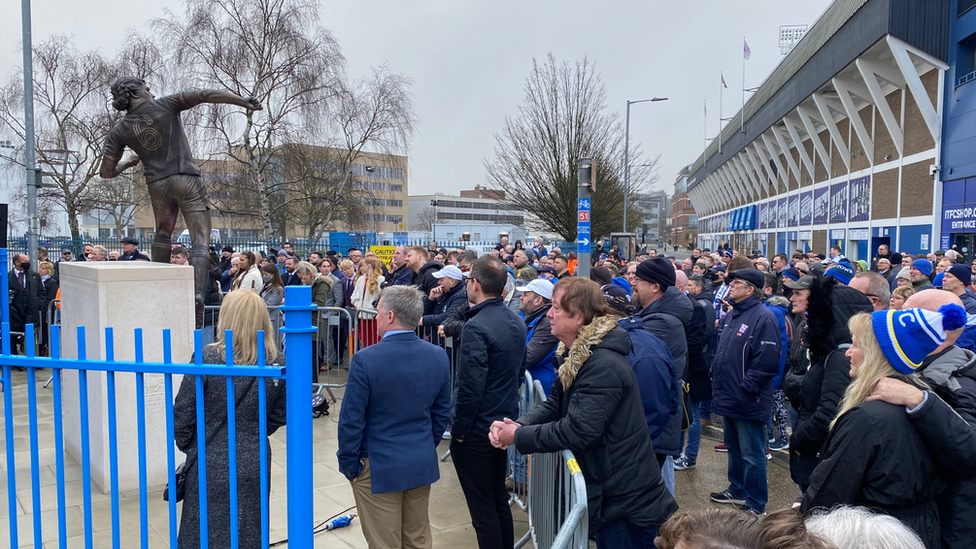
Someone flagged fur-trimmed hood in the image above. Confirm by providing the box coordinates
[556,315,627,390]
[806,275,873,364]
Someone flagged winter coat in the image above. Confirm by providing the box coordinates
[636,286,692,456]
[764,296,791,390]
[710,295,782,424]
[417,260,445,314]
[384,264,415,287]
[694,288,717,361]
[440,301,469,339]
[452,297,526,438]
[914,346,976,549]
[421,282,467,328]
[787,280,872,487]
[352,275,385,319]
[781,314,809,399]
[913,277,933,292]
[959,291,976,315]
[233,265,262,293]
[685,294,712,403]
[524,305,558,395]
[514,316,678,532]
[310,275,333,342]
[617,316,678,447]
[174,346,288,549]
[801,399,945,549]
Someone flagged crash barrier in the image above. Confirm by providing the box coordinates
[515,379,589,549]
[508,371,536,514]
[0,271,317,549]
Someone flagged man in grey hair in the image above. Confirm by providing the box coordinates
[806,506,925,549]
[337,285,452,548]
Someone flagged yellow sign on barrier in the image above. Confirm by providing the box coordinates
[566,458,581,475]
[371,245,397,269]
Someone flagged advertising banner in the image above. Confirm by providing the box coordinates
[759,202,768,230]
[829,181,848,224]
[777,197,788,228]
[849,176,871,222]
[788,195,799,227]
[813,187,829,225]
[768,200,778,230]
[799,190,813,225]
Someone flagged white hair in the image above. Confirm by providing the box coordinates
[804,506,924,549]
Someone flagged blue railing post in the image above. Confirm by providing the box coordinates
[279,285,316,548]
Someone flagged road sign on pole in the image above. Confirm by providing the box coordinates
[577,158,593,278]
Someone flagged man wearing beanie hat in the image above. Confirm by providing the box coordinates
[604,283,681,458]
[708,268,782,514]
[633,256,693,492]
[825,262,855,285]
[868,291,976,549]
[942,264,976,314]
[910,258,934,292]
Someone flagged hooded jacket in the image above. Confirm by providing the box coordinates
[514,317,678,531]
[417,260,445,314]
[710,295,782,423]
[685,294,712,403]
[421,281,467,328]
[617,316,678,447]
[764,296,791,390]
[385,264,414,287]
[911,346,976,549]
[524,304,558,395]
[636,286,692,456]
[788,280,872,487]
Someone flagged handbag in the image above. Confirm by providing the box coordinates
[164,376,257,502]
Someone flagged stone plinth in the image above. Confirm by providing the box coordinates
[58,262,195,493]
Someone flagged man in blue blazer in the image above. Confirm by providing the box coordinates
[337,285,453,548]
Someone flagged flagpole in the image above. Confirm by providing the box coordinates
[719,72,724,154]
[741,35,746,134]
[704,99,707,154]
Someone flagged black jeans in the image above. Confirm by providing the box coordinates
[451,434,514,549]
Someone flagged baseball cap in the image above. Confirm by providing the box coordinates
[432,265,464,281]
[783,275,814,290]
[517,278,554,301]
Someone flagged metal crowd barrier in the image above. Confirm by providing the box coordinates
[508,371,535,513]
[515,379,589,549]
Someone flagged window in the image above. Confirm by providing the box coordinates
[446,233,454,240]
[958,33,976,87]
[960,0,976,17]
[473,233,481,241]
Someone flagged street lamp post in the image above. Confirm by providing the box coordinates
[365,166,376,240]
[624,97,668,233]
[430,200,439,245]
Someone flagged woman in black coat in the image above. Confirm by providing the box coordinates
[490,277,677,547]
[174,290,288,549]
[800,311,949,549]
[785,277,872,490]
[37,261,58,355]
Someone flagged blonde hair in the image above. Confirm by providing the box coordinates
[209,290,278,364]
[339,259,354,270]
[358,257,383,294]
[891,286,914,308]
[39,261,55,276]
[295,260,317,282]
[831,313,922,430]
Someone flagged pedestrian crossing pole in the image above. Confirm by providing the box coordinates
[577,158,593,279]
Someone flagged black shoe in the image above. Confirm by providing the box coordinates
[709,490,746,505]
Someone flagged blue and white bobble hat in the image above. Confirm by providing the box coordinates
[872,304,967,375]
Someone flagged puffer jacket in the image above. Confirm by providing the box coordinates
[710,295,782,423]
[418,260,445,314]
[788,279,872,487]
[636,286,692,456]
[617,316,678,447]
[514,316,678,532]
[421,282,467,328]
[686,294,712,403]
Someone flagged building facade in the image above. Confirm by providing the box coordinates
[689,0,952,262]
[408,188,525,244]
[635,190,670,246]
[670,167,697,247]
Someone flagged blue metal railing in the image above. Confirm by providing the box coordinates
[0,256,315,549]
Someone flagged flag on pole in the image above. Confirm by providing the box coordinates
[721,72,728,89]
[743,39,752,60]
[704,100,707,116]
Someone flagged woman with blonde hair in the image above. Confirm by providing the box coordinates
[352,257,385,346]
[800,305,967,548]
[173,290,287,549]
[890,285,914,310]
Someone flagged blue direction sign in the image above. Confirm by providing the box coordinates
[577,197,591,253]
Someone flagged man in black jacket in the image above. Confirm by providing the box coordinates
[451,255,526,549]
[8,253,41,355]
[420,265,467,329]
[870,290,976,549]
[632,257,692,491]
[519,279,558,395]
[708,268,781,515]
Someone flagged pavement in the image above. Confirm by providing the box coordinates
[0,368,799,548]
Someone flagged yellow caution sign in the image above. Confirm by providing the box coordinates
[371,245,397,269]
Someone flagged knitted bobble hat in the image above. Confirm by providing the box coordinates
[872,304,967,374]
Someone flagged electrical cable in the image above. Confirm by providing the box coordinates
[268,504,357,547]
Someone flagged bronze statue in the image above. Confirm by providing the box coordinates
[100,77,262,327]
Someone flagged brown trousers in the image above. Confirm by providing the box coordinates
[351,459,433,549]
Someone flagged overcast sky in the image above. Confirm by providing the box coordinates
[0,0,833,197]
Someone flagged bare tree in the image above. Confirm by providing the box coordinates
[415,206,436,233]
[0,36,114,239]
[87,171,148,237]
[154,0,346,242]
[485,55,658,241]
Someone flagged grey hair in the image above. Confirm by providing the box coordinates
[853,272,891,305]
[805,506,924,549]
[378,286,424,329]
[92,245,108,257]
